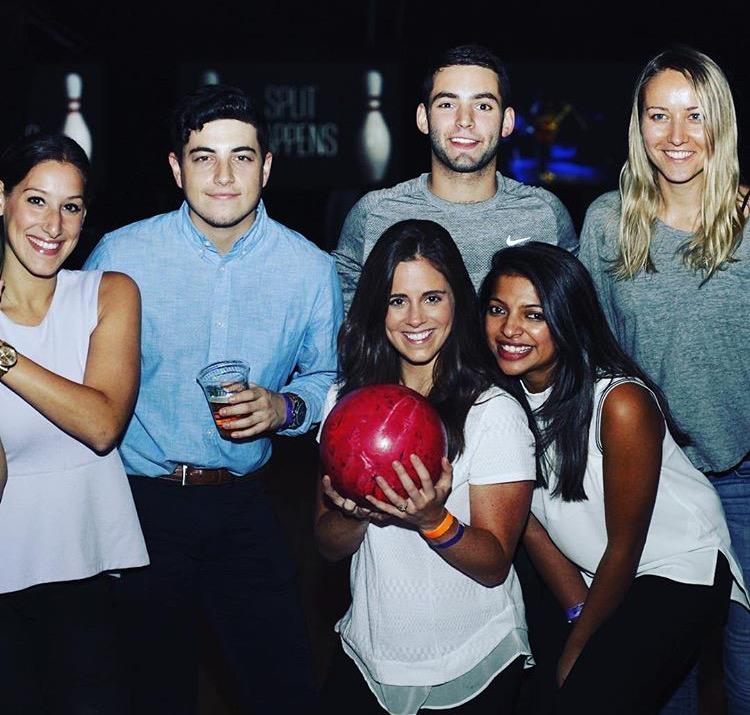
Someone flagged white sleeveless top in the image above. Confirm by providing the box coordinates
[529,377,748,607]
[0,270,149,593]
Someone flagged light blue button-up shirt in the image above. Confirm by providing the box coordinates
[85,201,343,476]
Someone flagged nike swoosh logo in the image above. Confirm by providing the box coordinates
[506,235,531,246]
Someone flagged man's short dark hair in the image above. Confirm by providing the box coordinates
[171,84,269,159]
[421,44,511,108]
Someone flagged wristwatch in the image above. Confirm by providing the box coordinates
[280,392,307,431]
[0,340,18,377]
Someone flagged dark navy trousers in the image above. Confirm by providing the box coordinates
[117,474,316,715]
[0,574,126,715]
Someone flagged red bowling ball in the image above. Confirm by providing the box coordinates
[320,384,447,507]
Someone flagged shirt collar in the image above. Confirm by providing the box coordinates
[522,380,553,412]
[420,171,506,209]
[177,200,268,258]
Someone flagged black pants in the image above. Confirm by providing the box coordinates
[319,639,524,714]
[514,545,570,715]
[553,553,732,715]
[117,475,317,715]
[0,574,126,715]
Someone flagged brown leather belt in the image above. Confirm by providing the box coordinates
[145,462,270,486]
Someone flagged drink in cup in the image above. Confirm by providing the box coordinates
[208,394,235,437]
[196,360,250,439]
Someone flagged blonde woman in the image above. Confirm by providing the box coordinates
[579,46,749,714]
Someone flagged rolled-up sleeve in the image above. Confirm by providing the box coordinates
[279,258,343,434]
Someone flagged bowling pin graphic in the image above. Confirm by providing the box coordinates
[62,73,92,160]
[357,69,391,184]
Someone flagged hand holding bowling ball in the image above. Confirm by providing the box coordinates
[320,474,388,522]
[320,384,448,508]
[367,453,454,532]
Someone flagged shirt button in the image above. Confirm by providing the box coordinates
[219,266,225,273]
[217,321,224,327]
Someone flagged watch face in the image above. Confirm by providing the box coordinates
[0,343,17,369]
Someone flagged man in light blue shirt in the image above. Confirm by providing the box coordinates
[85,84,342,714]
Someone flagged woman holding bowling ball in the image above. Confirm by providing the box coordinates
[315,219,539,714]
[480,242,748,714]
[0,133,148,714]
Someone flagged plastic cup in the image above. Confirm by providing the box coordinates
[196,360,250,439]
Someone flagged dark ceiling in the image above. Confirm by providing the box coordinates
[6,1,749,65]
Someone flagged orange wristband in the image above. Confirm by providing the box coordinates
[421,510,455,540]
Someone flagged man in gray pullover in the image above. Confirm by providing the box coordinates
[334,44,578,309]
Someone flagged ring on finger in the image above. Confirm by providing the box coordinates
[399,502,408,512]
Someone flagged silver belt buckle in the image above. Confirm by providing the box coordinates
[181,464,187,486]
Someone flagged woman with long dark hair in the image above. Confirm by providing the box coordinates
[0,133,148,714]
[578,46,750,713]
[315,219,538,714]
[480,241,747,715]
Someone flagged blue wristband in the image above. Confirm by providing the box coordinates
[565,601,585,623]
[281,393,294,429]
[279,393,306,431]
[431,522,465,550]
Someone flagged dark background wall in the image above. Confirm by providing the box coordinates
[3,0,749,262]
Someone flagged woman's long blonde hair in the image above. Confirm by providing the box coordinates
[616,46,745,279]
